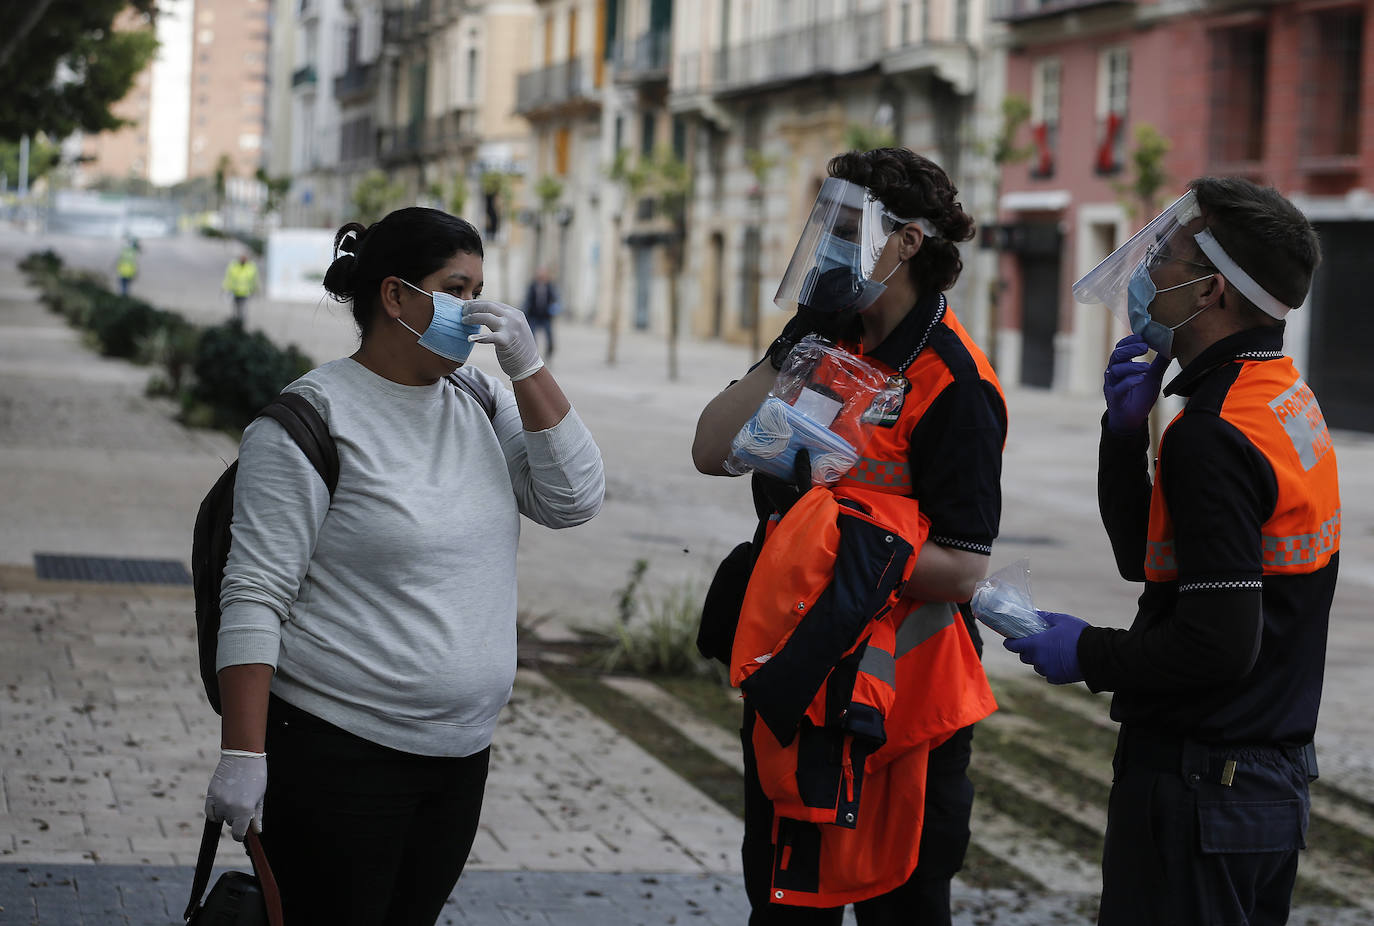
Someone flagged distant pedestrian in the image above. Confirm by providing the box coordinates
[1008,178,1338,926]
[115,239,139,296]
[222,253,259,323]
[203,207,604,925]
[522,266,560,357]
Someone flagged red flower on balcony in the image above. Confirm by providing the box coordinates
[1031,122,1055,177]
[1096,112,1123,174]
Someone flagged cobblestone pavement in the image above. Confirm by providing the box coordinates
[4,227,1374,924]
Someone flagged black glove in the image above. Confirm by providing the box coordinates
[757,448,812,516]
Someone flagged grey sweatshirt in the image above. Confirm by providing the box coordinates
[217,357,604,757]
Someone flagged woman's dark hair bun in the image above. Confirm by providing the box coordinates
[322,222,368,301]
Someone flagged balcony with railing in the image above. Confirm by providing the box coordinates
[291,64,318,89]
[613,29,671,83]
[378,108,478,163]
[382,0,433,44]
[334,61,377,103]
[515,58,597,116]
[990,0,1135,23]
[423,107,479,155]
[712,11,885,95]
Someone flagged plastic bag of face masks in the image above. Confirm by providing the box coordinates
[971,559,1050,639]
[724,335,904,487]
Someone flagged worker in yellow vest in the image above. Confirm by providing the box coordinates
[116,239,139,296]
[223,254,260,323]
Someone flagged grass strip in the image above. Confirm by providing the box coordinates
[990,681,1119,757]
[969,769,1105,864]
[959,842,1043,893]
[1290,872,1353,909]
[544,668,746,819]
[655,676,745,736]
[977,726,1113,807]
[1312,779,1374,822]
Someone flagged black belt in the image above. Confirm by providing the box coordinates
[1115,725,1318,784]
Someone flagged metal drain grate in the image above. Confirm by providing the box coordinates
[33,553,192,585]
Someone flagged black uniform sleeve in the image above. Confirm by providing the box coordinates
[1097,415,1154,582]
[1078,412,1277,693]
[907,378,1006,555]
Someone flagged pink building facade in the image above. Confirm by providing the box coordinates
[993,0,1374,431]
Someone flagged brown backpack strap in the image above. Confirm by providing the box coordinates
[246,828,284,926]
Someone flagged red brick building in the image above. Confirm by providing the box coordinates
[993,0,1374,431]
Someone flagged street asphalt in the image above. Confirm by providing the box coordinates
[2,224,1372,924]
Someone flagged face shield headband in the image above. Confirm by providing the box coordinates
[773,177,940,317]
[1072,190,1294,327]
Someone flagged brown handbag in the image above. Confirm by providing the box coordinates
[183,818,284,926]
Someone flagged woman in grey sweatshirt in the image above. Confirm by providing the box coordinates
[203,207,604,925]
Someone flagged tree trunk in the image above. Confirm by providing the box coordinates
[667,245,680,381]
[606,213,623,365]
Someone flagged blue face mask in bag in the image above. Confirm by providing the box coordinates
[1126,261,1214,358]
[398,279,481,363]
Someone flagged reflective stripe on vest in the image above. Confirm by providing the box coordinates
[847,457,912,490]
[1145,357,1340,583]
[1262,509,1340,567]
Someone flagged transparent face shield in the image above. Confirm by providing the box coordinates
[773,177,935,317]
[1072,192,1208,328]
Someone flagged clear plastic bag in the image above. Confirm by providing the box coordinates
[970,559,1050,639]
[725,336,904,487]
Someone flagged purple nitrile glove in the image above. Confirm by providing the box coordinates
[1003,611,1088,685]
[1104,334,1170,435]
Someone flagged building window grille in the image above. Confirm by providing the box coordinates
[1300,7,1363,161]
[1208,25,1267,166]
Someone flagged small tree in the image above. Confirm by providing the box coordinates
[448,175,468,217]
[604,149,651,365]
[532,173,564,270]
[652,149,692,381]
[843,124,896,152]
[743,149,778,354]
[980,94,1034,368]
[352,169,405,225]
[1115,123,1171,222]
[254,167,291,215]
[479,169,520,294]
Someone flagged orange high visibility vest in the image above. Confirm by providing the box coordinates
[732,484,996,907]
[835,307,1005,496]
[1146,356,1340,582]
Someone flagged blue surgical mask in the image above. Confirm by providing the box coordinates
[398,279,480,363]
[1125,261,1214,358]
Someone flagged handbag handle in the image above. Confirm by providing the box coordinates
[184,818,285,926]
[245,827,284,926]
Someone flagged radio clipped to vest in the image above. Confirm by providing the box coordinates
[725,336,904,488]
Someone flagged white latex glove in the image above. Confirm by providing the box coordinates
[463,300,545,381]
[205,749,267,841]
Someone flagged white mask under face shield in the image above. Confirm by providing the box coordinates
[1073,190,1295,329]
[773,177,939,317]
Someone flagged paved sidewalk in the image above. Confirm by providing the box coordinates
[4,226,1374,924]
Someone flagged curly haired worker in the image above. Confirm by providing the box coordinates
[203,207,605,925]
[694,148,1007,925]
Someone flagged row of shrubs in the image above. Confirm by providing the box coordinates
[19,249,314,430]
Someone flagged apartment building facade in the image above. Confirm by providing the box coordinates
[994,0,1374,431]
[511,0,1003,347]
[668,0,1002,350]
[273,0,536,297]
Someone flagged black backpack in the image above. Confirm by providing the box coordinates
[191,370,496,714]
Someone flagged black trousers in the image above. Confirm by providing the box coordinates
[1098,726,1312,926]
[259,696,491,926]
[741,706,976,926]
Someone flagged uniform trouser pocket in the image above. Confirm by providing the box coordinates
[1196,799,1307,854]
